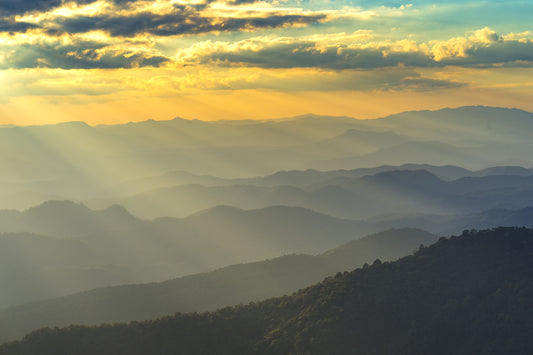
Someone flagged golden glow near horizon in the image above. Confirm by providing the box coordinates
[0,0,532,124]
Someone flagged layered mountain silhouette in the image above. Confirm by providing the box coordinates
[2,198,533,308]
[1,107,533,353]
[1,106,533,210]
[0,201,372,307]
[2,227,531,354]
[104,168,533,219]
[0,228,437,343]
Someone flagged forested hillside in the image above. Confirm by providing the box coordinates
[2,227,531,355]
[0,228,436,343]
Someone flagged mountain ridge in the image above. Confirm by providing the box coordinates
[1,227,531,354]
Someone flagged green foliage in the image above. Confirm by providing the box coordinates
[2,227,532,355]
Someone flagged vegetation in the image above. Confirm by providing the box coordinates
[0,228,436,343]
[2,227,532,354]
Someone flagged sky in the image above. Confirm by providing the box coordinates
[0,0,532,125]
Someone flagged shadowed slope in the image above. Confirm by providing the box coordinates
[0,229,436,343]
[1,227,531,354]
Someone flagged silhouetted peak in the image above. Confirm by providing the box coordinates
[36,121,92,129]
[171,116,201,123]
[26,200,90,215]
[101,204,138,220]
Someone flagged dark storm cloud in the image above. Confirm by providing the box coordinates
[0,40,169,69]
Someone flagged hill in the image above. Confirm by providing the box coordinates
[0,201,370,307]
[0,228,437,343]
[1,227,531,354]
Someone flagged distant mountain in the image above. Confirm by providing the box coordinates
[107,169,533,219]
[2,227,531,354]
[14,196,519,308]
[315,140,488,171]
[1,106,533,209]
[0,201,142,238]
[0,201,372,308]
[107,163,477,199]
[370,206,533,236]
[374,106,533,145]
[0,233,136,307]
[0,229,437,343]
[312,128,411,156]
[474,166,533,177]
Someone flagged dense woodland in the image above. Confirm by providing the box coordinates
[1,227,532,355]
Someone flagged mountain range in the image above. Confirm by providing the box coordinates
[2,198,533,309]
[2,227,530,354]
[0,228,437,343]
[96,168,533,219]
[0,201,370,307]
[2,106,533,211]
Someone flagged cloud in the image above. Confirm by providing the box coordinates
[215,69,464,92]
[0,38,169,69]
[52,11,326,37]
[1,0,329,38]
[175,28,533,70]
[176,34,432,69]
[0,18,38,32]
[432,28,533,67]
[0,0,64,16]
[0,0,140,16]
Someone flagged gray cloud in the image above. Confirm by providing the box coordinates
[450,41,533,67]
[0,0,141,16]
[187,36,533,70]
[204,68,464,92]
[51,11,326,37]
[384,76,465,91]
[0,0,63,15]
[1,0,324,38]
[0,40,169,69]
[191,42,434,69]
[0,18,38,32]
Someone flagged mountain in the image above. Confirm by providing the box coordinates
[4,198,531,309]
[1,106,533,209]
[104,163,477,200]
[373,106,533,145]
[106,169,533,219]
[474,166,533,177]
[0,200,142,238]
[1,227,531,354]
[0,201,371,307]
[315,140,488,171]
[0,229,437,343]
[369,206,533,236]
[0,233,136,308]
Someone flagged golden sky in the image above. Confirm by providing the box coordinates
[0,0,532,124]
